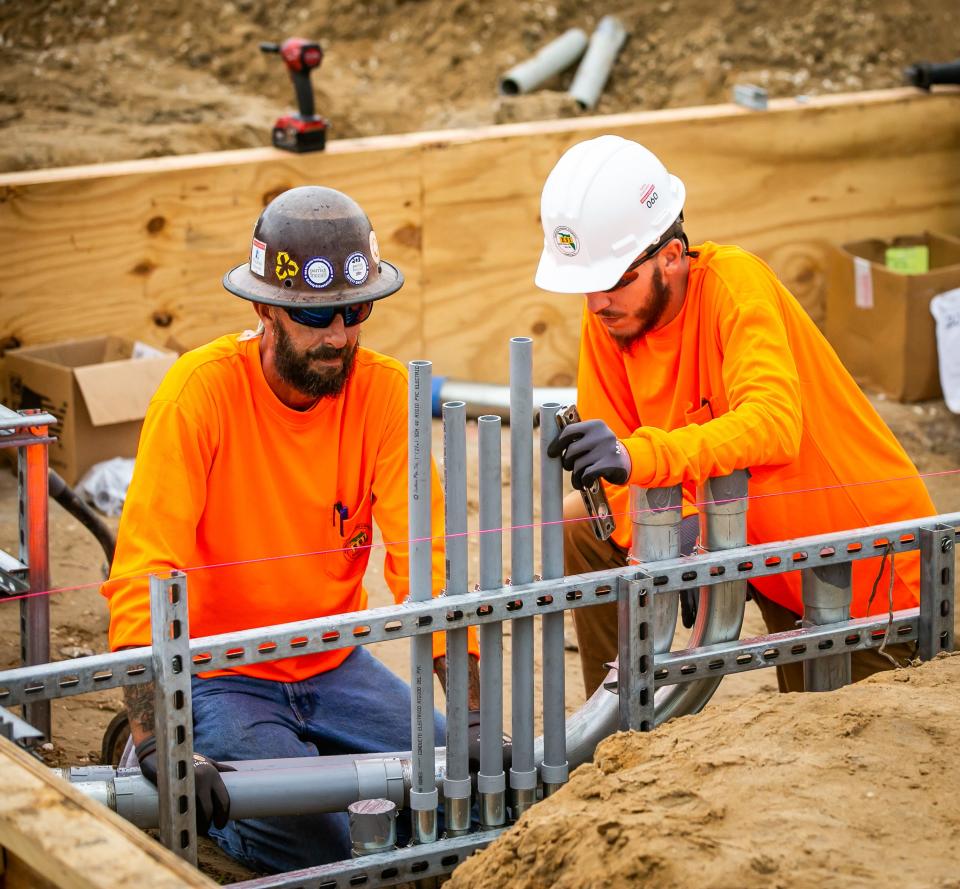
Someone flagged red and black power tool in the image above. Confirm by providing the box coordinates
[260,37,327,152]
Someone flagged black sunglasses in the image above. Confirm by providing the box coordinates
[603,237,677,293]
[285,302,374,329]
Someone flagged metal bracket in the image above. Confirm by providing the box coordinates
[919,524,955,660]
[150,572,197,865]
[616,575,655,732]
[0,549,29,596]
[0,704,43,746]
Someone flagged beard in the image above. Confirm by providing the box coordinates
[273,321,359,400]
[607,266,673,353]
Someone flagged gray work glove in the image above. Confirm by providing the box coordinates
[136,736,235,835]
[547,419,631,490]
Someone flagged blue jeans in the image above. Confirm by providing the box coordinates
[191,647,445,874]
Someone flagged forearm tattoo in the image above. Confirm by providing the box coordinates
[123,682,156,737]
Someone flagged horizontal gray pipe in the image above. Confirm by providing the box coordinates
[67,682,620,829]
[499,28,588,95]
[432,377,576,422]
[569,16,628,110]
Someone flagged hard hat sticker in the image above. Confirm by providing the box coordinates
[251,238,267,277]
[344,251,369,286]
[369,230,381,265]
[554,226,579,257]
[303,257,334,289]
[275,250,300,281]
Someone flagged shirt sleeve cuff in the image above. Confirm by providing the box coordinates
[622,434,658,487]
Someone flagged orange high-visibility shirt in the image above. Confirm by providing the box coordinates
[577,242,936,617]
[103,334,477,681]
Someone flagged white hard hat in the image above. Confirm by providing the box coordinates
[535,135,686,293]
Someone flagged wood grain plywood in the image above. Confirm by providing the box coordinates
[0,146,425,363]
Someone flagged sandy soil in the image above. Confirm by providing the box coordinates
[448,652,960,889]
[1,0,957,172]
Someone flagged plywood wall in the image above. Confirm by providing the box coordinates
[2,88,959,386]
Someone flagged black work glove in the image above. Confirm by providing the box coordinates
[136,736,235,835]
[467,709,513,773]
[680,589,699,629]
[547,419,631,490]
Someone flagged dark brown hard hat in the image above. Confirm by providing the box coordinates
[223,186,403,307]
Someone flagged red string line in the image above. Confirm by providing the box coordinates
[3,466,959,605]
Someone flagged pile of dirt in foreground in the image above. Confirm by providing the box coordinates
[448,654,960,889]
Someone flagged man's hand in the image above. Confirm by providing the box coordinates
[434,654,481,711]
[136,736,235,835]
[547,419,631,490]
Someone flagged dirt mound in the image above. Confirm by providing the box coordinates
[1,0,957,172]
[448,653,960,889]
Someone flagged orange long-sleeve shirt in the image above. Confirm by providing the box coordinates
[103,333,476,681]
[577,242,936,617]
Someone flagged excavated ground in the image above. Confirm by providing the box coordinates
[0,0,957,171]
[448,653,960,889]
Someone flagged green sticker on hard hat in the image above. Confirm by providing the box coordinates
[554,226,579,257]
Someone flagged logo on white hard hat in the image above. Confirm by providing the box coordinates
[553,226,579,256]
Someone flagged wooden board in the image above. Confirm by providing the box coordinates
[0,144,424,364]
[0,735,215,888]
[2,88,959,385]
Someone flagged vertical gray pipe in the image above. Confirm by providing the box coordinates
[477,415,506,828]
[407,360,437,845]
[441,401,471,835]
[509,337,537,820]
[539,403,568,796]
[801,563,853,691]
[629,485,682,654]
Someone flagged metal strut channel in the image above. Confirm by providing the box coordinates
[150,572,198,865]
[230,829,505,889]
[0,513,957,707]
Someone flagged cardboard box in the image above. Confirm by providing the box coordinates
[4,336,177,484]
[826,232,960,402]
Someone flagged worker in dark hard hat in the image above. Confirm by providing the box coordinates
[102,187,480,874]
[538,135,936,699]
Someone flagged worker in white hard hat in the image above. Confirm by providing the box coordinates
[539,134,935,698]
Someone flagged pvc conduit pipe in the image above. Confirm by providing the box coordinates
[110,758,407,829]
[568,16,628,110]
[408,360,438,844]
[509,338,537,820]
[477,415,506,828]
[431,377,576,423]
[499,28,588,95]
[441,400,471,834]
[539,403,568,795]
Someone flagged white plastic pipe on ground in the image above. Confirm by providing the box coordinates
[499,28,588,95]
[569,16,628,110]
